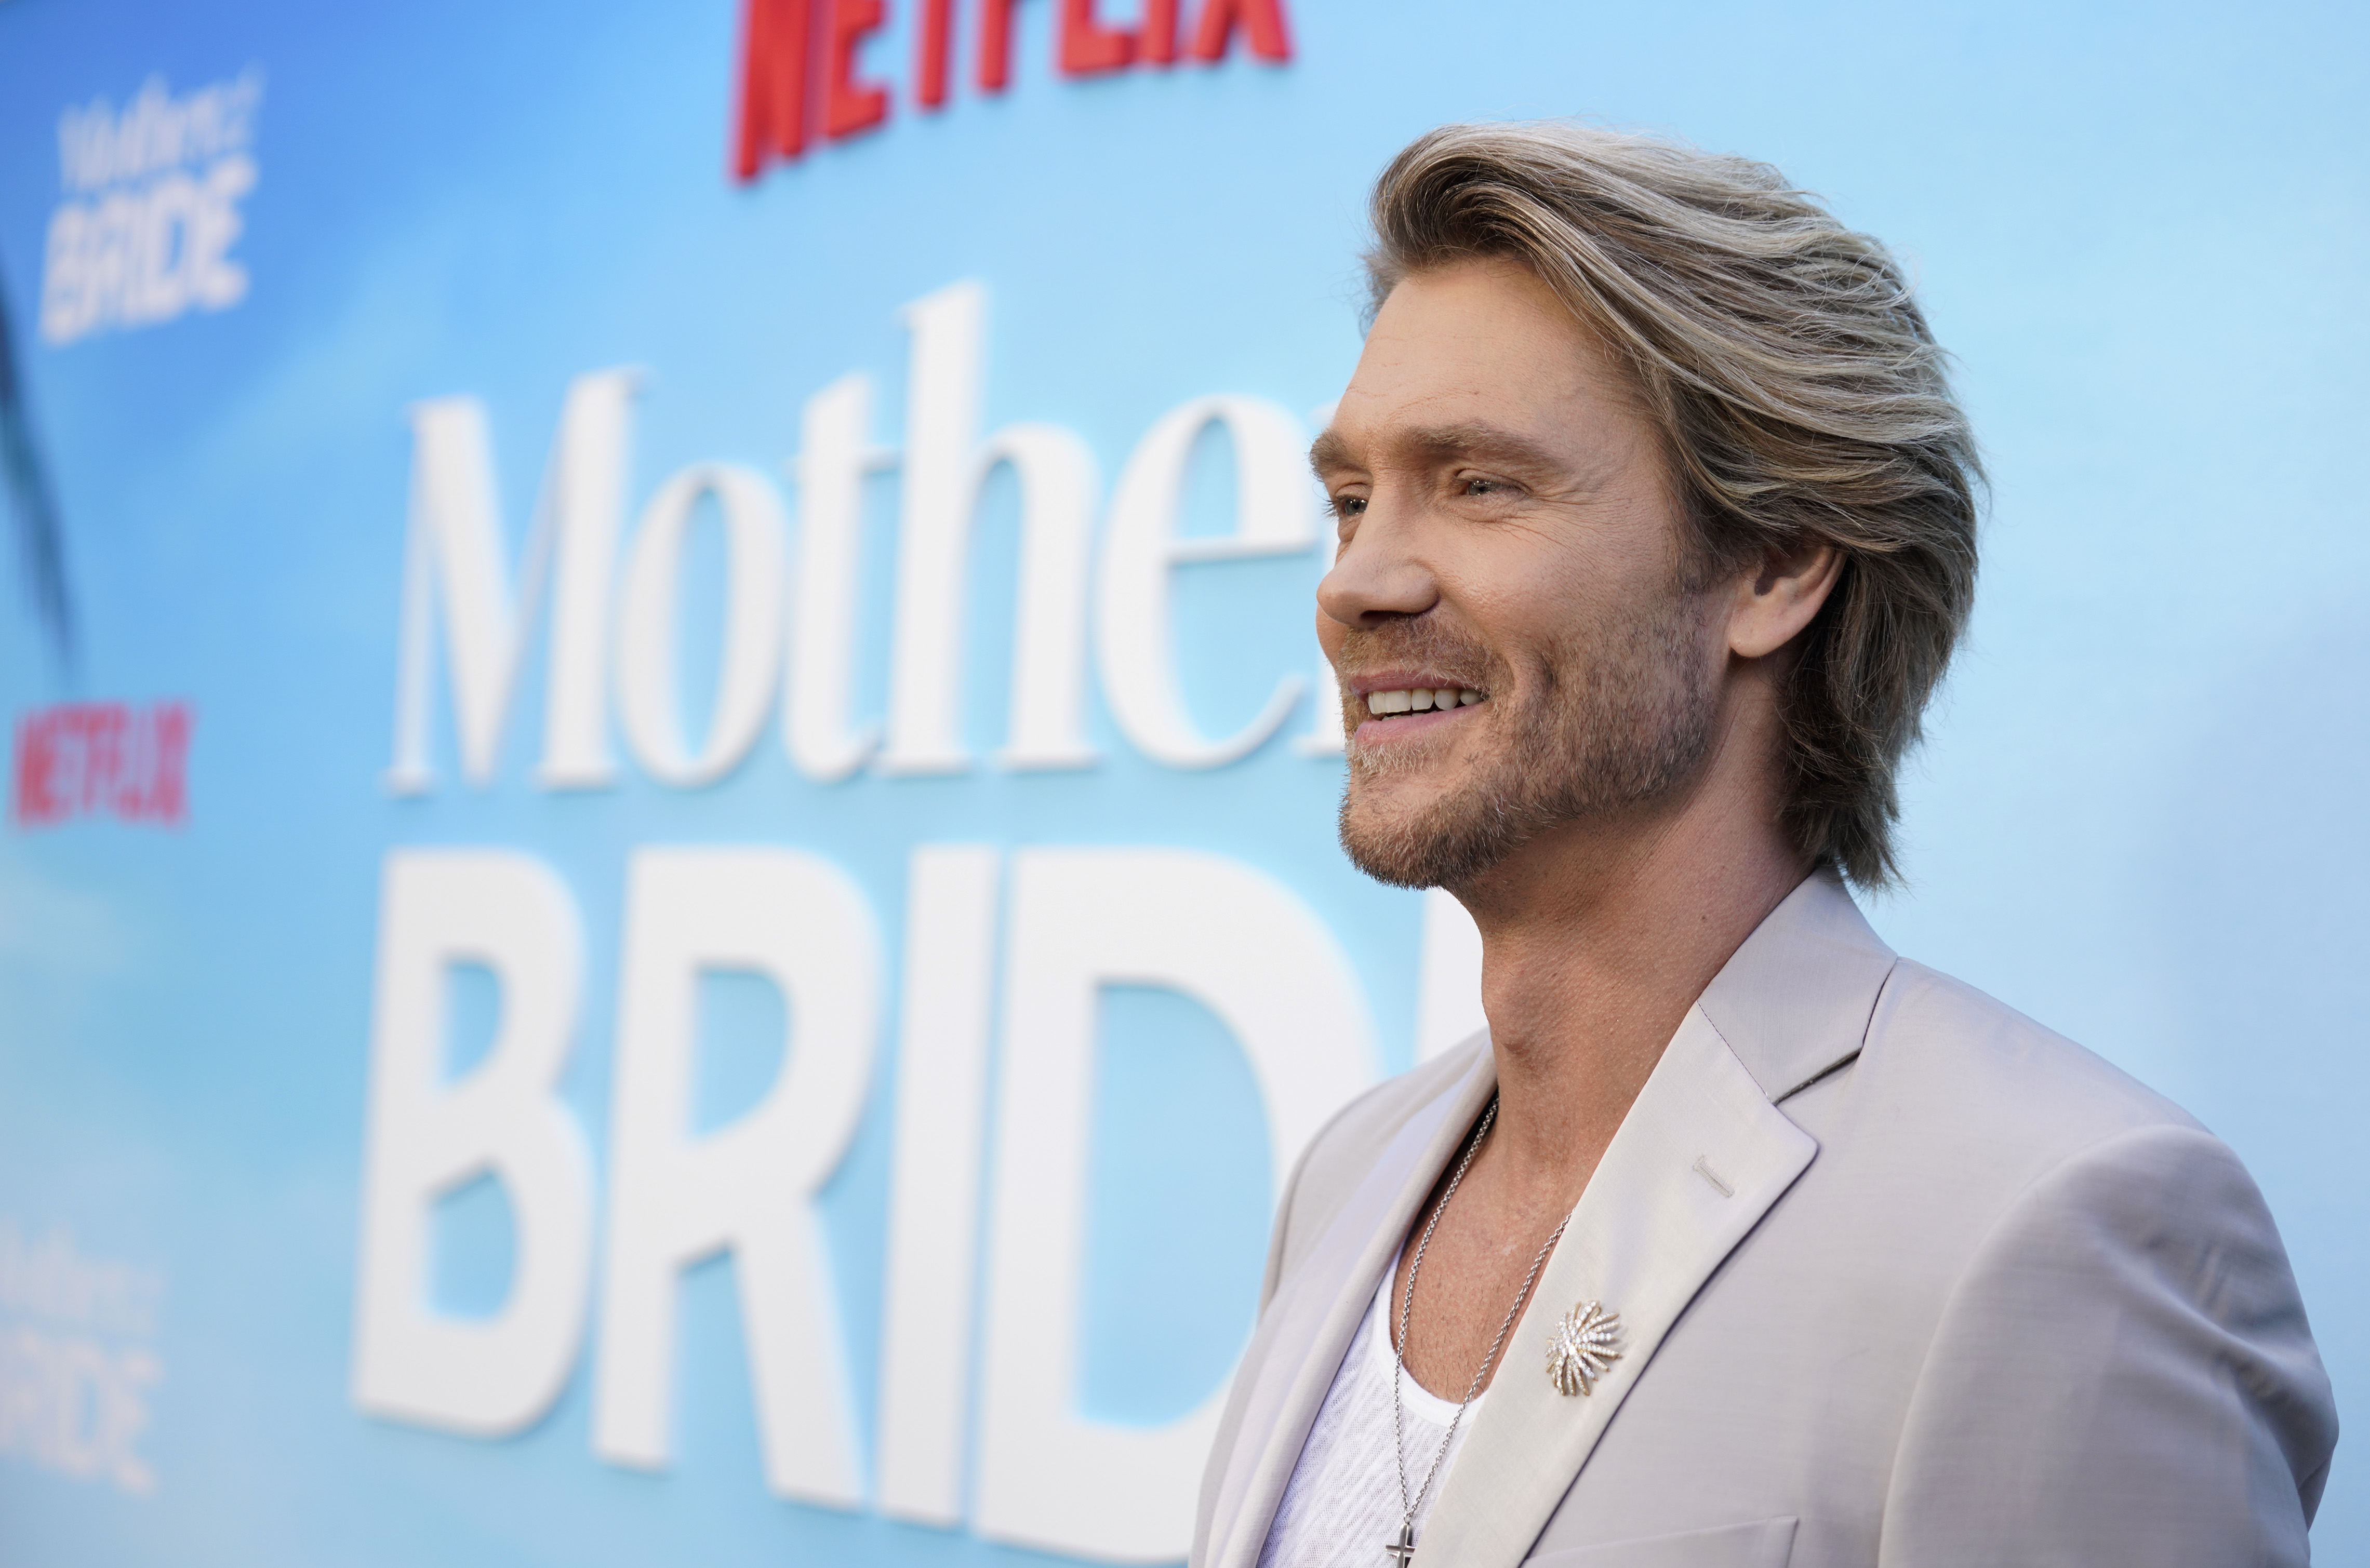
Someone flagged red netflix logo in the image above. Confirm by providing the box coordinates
[11,701,191,828]
[735,0,1291,180]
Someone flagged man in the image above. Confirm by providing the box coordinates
[1193,122,2336,1567]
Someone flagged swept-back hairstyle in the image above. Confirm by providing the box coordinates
[1366,122,1980,888]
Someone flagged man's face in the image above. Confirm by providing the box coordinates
[1313,257,1726,891]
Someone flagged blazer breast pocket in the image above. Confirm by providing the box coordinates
[1519,1515,1795,1568]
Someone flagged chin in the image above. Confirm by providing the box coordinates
[1337,774,1518,892]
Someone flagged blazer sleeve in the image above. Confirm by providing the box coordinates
[1880,1122,2337,1566]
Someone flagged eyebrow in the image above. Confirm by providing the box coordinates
[1308,427,1354,475]
[1309,421,1570,479]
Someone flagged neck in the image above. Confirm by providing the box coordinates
[1449,680,1812,1193]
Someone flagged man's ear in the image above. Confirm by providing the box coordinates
[1727,538,1844,660]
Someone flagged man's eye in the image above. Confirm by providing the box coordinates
[1462,476,1507,497]
[1333,494,1367,518]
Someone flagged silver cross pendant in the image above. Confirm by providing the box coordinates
[1384,1523,1416,1565]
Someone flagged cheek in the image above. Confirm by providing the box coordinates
[1454,565,1598,668]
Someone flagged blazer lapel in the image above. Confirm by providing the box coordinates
[1203,1053,1499,1568]
[1203,870,1896,1568]
[1694,868,1897,1102]
[1411,1007,1820,1568]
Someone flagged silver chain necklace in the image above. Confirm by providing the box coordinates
[1385,1094,1569,1567]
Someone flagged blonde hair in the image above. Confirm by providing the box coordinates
[1366,121,1981,888]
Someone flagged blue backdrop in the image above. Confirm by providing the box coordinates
[0,0,2362,1563]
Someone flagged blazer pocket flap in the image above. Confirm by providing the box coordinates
[1520,1515,1795,1568]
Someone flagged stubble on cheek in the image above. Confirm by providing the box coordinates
[1334,593,1718,891]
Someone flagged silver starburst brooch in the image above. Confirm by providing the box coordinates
[1546,1299,1622,1396]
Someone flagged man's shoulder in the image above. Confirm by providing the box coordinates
[1279,957,2223,1294]
[1309,956,2209,1172]
[1772,953,2240,1273]
[1849,956,2204,1157]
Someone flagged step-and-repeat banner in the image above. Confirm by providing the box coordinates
[1,1,2363,1564]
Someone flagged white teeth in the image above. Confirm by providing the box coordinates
[1365,686,1484,717]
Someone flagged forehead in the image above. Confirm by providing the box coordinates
[1325,257,1635,463]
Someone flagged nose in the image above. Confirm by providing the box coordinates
[1316,507,1440,633]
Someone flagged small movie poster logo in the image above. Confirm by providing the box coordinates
[40,70,264,346]
[734,0,1291,182]
[11,701,191,828]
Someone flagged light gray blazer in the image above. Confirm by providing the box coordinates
[1194,872,2336,1567]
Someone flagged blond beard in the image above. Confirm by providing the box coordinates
[1336,592,1717,891]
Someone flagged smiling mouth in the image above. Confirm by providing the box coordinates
[1362,685,1487,720]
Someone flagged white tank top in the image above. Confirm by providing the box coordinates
[1257,1258,1484,1567]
